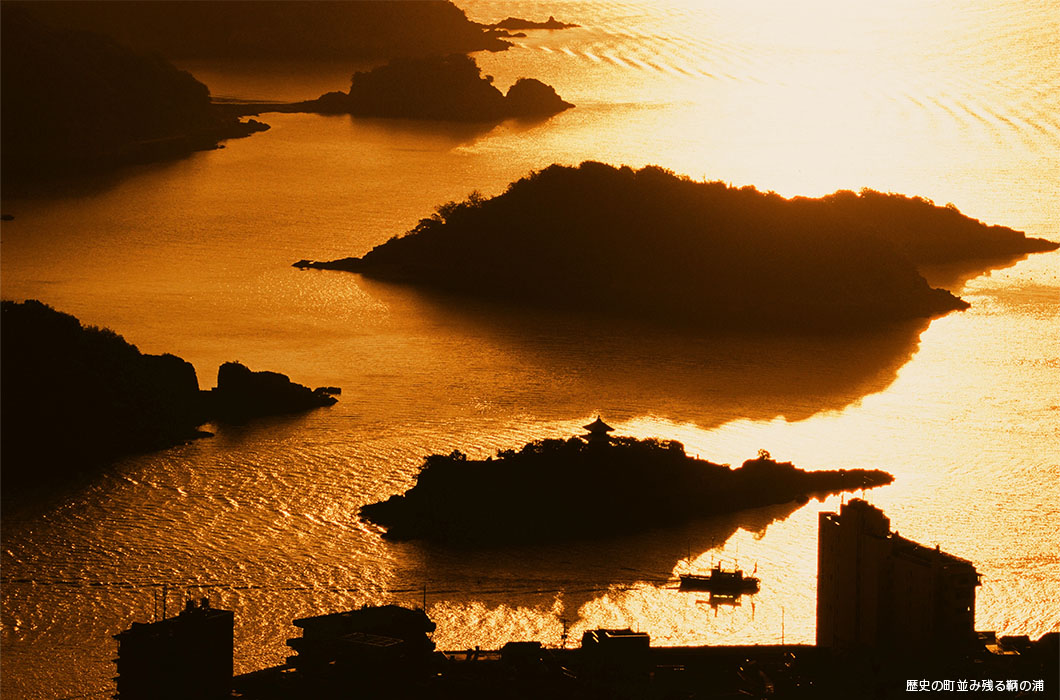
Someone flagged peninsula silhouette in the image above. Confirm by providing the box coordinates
[7,1,512,61]
[231,55,573,123]
[298,163,1057,330]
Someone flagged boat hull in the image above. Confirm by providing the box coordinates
[679,573,760,594]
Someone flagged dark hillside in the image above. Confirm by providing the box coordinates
[1,302,337,493]
[1,10,264,179]
[8,1,512,61]
[0,300,205,489]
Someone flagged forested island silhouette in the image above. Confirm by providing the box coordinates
[297,162,1058,331]
[359,421,892,545]
[231,55,573,123]
[0,301,338,494]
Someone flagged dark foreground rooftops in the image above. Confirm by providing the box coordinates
[112,509,1057,700]
[113,598,233,700]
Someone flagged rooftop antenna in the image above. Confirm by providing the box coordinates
[781,606,785,647]
[161,584,168,621]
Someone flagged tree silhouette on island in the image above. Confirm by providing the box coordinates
[359,419,893,544]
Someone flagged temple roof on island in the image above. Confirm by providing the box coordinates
[583,416,614,434]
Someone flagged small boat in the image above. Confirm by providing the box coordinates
[679,564,759,594]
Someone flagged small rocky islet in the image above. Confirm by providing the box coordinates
[359,418,894,544]
[6,1,516,61]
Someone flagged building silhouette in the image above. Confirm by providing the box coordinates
[112,597,233,699]
[817,499,980,652]
[582,416,615,446]
[285,604,437,695]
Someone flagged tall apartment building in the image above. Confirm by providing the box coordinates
[817,499,980,652]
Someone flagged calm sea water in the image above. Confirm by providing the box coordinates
[2,1,1058,697]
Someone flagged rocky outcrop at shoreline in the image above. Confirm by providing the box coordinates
[206,362,338,422]
[0,301,338,492]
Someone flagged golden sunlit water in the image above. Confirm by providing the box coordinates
[2,1,1058,698]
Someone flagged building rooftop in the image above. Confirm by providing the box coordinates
[113,598,232,641]
[582,416,614,434]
